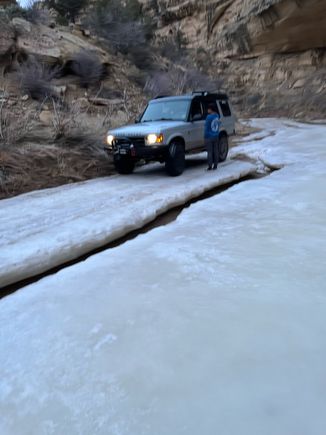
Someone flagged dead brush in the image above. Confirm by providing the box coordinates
[23,0,53,25]
[144,66,223,97]
[69,51,105,89]
[17,60,58,101]
[51,97,83,140]
[0,96,38,147]
[50,97,114,145]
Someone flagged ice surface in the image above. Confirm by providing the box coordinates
[1,119,326,435]
[0,157,255,287]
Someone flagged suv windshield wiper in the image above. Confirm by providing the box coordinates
[141,118,176,122]
[155,118,177,121]
[141,117,185,123]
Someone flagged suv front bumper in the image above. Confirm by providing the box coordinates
[106,141,169,162]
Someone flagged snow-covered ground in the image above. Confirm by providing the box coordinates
[0,157,255,288]
[1,119,326,435]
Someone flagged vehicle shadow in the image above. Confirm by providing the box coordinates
[132,156,207,177]
[185,157,207,168]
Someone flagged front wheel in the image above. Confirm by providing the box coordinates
[219,135,229,162]
[165,142,185,176]
[114,156,135,174]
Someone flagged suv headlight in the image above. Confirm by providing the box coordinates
[106,134,115,147]
[146,134,164,145]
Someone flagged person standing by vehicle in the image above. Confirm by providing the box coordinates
[204,103,220,171]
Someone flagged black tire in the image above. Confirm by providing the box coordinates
[114,156,135,174]
[219,135,229,162]
[165,142,185,176]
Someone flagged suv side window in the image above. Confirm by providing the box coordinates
[219,100,231,117]
[203,99,220,117]
[189,100,204,121]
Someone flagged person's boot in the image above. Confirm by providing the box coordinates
[207,166,212,171]
[213,164,217,170]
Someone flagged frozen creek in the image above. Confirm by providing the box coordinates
[0,119,326,435]
[0,156,255,288]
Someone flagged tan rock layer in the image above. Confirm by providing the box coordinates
[12,18,110,65]
[0,21,15,60]
[144,0,326,117]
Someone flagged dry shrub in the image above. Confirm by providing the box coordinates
[49,97,114,145]
[96,20,147,53]
[23,1,53,25]
[0,98,115,199]
[144,66,223,97]
[0,97,38,146]
[69,51,105,88]
[0,1,51,23]
[0,4,27,20]
[84,0,153,69]
[0,142,113,199]
[50,98,82,140]
[17,61,58,101]
[44,0,88,23]
[126,44,154,71]
[158,29,188,62]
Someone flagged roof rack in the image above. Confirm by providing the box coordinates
[154,95,170,99]
[192,91,229,100]
[192,91,209,96]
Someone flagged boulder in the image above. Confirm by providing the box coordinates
[52,85,67,96]
[39,110,53,126]
[11,18,110,65]
[82,29,91,37]
[88,97,124,107]
[292,79,306,89]
[12,18,60,63]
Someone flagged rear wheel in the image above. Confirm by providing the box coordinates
[114,156,135,174]
[165,142,185,176]
[219,135,229,162]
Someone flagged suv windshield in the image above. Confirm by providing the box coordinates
[141,100,190,122]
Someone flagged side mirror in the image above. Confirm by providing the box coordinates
[191,114,202,122]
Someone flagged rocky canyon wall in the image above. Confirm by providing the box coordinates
[142,0,326,117]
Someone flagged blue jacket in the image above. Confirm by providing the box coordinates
[205,113,220,139]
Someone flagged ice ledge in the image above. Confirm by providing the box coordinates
[0,159,256,288]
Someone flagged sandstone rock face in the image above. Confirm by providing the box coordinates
[142,0,326,117]
[0,21,15,60]
[209,0,326,58]
[12,18,110,65]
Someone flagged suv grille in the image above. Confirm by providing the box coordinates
[116,137,145,147]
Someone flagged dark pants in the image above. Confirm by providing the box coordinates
[205,138,219,167]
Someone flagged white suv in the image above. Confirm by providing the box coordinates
[105,91,236,176]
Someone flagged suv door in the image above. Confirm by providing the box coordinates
[217,99,234,135]
[187,99,205,150]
